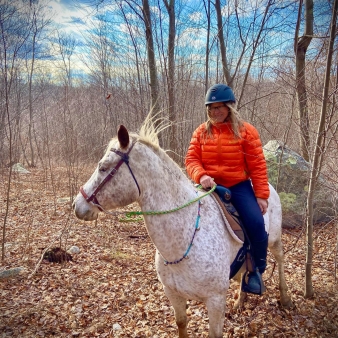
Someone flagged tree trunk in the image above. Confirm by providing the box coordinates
[203,0,211,93]
[214,0,231,85]
[305,0,337,298]
[142,0,161,132]
[294,0,313,161]
[163,0,178,163]
[236,0,272,108]
[28,27,36,167]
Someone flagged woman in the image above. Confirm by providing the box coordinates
[185,83,269,295]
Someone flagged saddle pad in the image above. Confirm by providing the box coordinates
[210,192,244,244]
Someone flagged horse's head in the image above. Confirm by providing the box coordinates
[73,125,142,221]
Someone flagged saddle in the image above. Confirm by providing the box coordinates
[210,186,256,280]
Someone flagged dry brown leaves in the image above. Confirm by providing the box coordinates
[0,168,337,337]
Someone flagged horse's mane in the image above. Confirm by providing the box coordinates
[136,112,169,150]
[107,112,165,151]
[105,112,189,185]
[135,113,187,180]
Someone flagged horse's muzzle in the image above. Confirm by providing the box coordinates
[73,194,99,221]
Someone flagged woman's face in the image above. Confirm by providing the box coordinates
[208,102,229,123]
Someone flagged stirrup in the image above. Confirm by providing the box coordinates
[241,269,266,295]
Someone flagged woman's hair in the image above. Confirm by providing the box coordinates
[203,102,244,140]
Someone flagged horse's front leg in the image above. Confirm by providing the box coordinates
[163,287,188,338]
[206,295,227,338]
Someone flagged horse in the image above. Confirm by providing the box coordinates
[73,119,293,338]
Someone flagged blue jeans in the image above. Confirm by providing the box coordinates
[228,180,266,244]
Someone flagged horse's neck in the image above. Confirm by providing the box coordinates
[139,172,196,209]
[138,150,196,212]
[137,150,199,258]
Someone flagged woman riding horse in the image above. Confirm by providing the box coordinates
[185,84,269,295]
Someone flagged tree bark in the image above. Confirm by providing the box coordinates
[305,0,338,298]
[214,0,231,85]
[163,0,178,163]
[294,0,313,161]
[203,0,211,93]
[142,0,161,126]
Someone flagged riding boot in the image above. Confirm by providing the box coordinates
[241,234,269,295]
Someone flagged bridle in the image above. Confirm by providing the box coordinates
[80,141,141,210]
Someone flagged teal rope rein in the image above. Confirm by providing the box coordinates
[119,185,216,222]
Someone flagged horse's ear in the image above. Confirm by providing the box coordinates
[117,125,129,149]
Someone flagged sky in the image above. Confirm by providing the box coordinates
[43,0,269,78]
[47,0,95,41]
[42,0,102,79]
[22,0,328,83]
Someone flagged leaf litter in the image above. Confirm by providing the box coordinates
[0,167,337,337]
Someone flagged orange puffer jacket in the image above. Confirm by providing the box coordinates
[185,121,270,199]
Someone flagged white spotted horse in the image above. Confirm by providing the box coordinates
[73,118,292,338]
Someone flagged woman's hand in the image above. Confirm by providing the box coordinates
[257,198,268,215]
[200,175,216,189]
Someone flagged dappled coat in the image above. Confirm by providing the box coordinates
[185,121,270,199]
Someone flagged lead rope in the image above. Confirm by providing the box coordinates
[95,185,216,266]
[93,185,216,222]
[163,198,201,265]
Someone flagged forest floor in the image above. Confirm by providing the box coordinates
[0,167,337,338]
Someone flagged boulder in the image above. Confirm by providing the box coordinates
[68,246,80,254]
[263,140,337,228]
[11,163,30,174]
[0,267,25,279]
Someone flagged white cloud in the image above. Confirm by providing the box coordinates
[189,12,202,22]
[46,0,92,36]
[222,0,267,18]
[178,27,206,50]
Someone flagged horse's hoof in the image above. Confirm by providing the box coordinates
[280,298,294,309]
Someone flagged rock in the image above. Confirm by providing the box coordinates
[68,246,80,254]
[263,140,337,227]
[0,267,25,279]
[11,163,30,173]
[57,197,72,203]
[113,323,122,331]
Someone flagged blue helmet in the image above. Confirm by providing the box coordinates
[205,84,236,105]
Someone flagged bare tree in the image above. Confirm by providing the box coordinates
[53,31,79,201]
[142,0,161,120]
[203,0,211,92]
[236,0,273,108]
[294,0,313,161]
[305,0,338,298]
[25,2,51,167]
[214,0,231,85]
[0,0,32,261]
[163,0,178,161]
